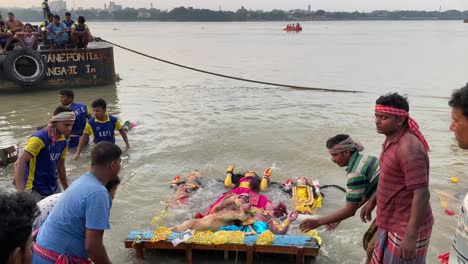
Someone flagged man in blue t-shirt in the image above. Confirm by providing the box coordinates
[59,89,91,148]
[32,142,122,264]
[45,15,69,49]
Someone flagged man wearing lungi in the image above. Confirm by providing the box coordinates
[362,92,433,263]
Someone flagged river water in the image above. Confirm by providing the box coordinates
[1,21,468,263]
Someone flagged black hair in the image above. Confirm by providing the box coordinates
[65,12,71,16]
[53,14,60,20]
[449,83,468,118]
[375,92,409,112]
[59,89,74,99]
[91,141,122,166]
[326,134,350,149]
[0,192,39,263]
[230,173,243,186]
[53,105,72,115]
[105,177,121,191]
[47,13,54,19]
[249,175,261,193]
[91,98,107,109]
[24,23,32,29]
[8,12,14,16]
[78,16,85,24]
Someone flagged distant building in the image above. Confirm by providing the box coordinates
[49,0,67,12]
[137,8,151,18]
[108,2,123,13]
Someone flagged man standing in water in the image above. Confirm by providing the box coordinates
[32,142,121,264]
[361,93,433,263]
[73,98,130,160]
[300,134,380,263]
[59,89,91,148]
[448,84,468,263]
[14,106,75,202]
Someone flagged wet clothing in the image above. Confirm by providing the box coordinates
[23,129,68,197]
[346,152,380,203]
[68,102,90,148]
[32,243,91,264]
[377,129,433,235]
[84,114,122,144]
[33,172,112,263]
[370,228,431,264]
[449,193,468,264]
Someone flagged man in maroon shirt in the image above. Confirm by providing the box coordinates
[361,93,433,264]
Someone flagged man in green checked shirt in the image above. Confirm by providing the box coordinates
[300,134,380,263]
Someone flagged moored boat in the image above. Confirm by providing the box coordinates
[0,41,116,91]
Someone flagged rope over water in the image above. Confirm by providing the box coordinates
[96,38,360,93]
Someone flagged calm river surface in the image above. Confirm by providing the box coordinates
[1,21,468,263]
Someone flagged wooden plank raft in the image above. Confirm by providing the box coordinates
[124,230,320,264]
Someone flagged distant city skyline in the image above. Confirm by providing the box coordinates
[1,0,468,11]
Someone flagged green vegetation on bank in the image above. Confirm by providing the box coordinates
[1,7,468,22]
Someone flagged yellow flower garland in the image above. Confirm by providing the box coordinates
[256,230,275,245]
[191,231,213,245]
[152,226,171,242]
[306,230,322,246]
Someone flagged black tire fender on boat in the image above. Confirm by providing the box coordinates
[2,48,47,86]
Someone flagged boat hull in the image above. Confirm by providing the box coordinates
[0,42,116,91]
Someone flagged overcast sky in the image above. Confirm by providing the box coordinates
[2,0,468,11]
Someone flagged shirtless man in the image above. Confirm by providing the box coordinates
[5,12,24,34]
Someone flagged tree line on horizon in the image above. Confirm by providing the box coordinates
[1,6,467,22]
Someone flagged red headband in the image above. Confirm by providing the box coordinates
[375,104,429,151]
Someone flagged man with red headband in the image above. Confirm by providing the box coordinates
[14,106,75,202]
[361,93,433,264]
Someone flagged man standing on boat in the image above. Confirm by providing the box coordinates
[447,84,468,264]
[361,93,433,264]
[300,134,380,263]
[42,0,51,19]
[73,98,130,160]
[32,142,121,264]
[14,106,75,202]
[59,89,91,148]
